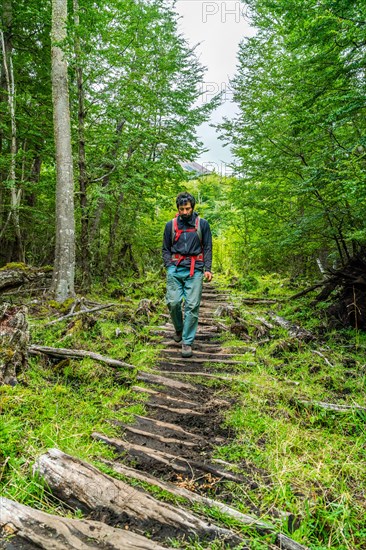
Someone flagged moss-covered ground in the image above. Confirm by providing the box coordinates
[1,272,365,549]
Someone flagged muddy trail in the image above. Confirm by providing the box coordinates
[1,285,307,550]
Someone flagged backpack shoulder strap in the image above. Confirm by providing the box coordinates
[171,216,179,245]
[196,216,202,245]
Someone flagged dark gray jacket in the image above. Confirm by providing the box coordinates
[162,211,212,272]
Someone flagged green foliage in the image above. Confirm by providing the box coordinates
[219,0,366,275]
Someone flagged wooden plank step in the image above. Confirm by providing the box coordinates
[132,415,222,443]
[92,433,250,484]
[136,371,196,391]
[131,385,200,407]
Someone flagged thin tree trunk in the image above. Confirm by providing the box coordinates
[104,191,124,280]
[0,24,24,262]
[50,0,76,301]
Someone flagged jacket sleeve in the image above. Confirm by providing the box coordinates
[162,221,173,267]
[201,219,212,272]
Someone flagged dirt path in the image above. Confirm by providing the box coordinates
[2,285,308,549]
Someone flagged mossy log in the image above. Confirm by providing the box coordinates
[0,265,52,292]
[0,303,29,386]
[0,497,168,549]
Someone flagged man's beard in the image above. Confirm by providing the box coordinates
[180,213,192,222]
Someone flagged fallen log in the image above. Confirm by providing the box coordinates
[0,496,168,549]
[0,303,29,386]
[34,449,243,546]
[98,459,308,550]
[0,266,51,292]
[98,458,270,528]
[298,399,366,413]
[268,314,314,341]
[92,432,251,485]
[28,345,134,369]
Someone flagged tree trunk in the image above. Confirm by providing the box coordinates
[104,191,124,280]
[0,303,29,386]
[50,0,76,302]
[0,6,24,262]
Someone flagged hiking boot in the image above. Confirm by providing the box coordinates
[173,331,182,343]
[181,344,192,358]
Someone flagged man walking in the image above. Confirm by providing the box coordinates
[162,192,212,357]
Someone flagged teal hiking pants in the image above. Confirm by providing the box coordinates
[166,265,203,345]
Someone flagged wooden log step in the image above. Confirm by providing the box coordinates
[160,349,250,360]
[119,424,200,449]
[145,402,204,416]
[131,385,200,408]
[151,330,220,341]
[160,340,223,352]
[135,371,196,391]
[158,357,253,365]
[156,370,236,380]
[34,449,243,546]
[98,459,272,529]
[162,323,220,333]
[0,496,167,550]
[132,415,224,444]
[92,433,251,485]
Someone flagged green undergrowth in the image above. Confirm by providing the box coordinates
[209,274,366,549]
[1,271,365,549]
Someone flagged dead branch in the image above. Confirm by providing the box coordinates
[45,303,115,326]
[28,345,134,369]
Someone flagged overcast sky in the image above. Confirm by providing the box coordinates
[174,1,255,174]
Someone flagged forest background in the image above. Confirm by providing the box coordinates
[1,0,365,287]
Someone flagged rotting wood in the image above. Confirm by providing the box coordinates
[298,399,366,413]
[28,345,134,369]
[160,349,251,360]
[156,370,237,380]
[132,415,215,442]
[98,458,271,528]
[34,448,243,545]
[0,303,29,386]
[135,371,196,391]
[45,303,115,326]
[0,496,168,550]
[0,267,52,292]
[120,425,199,448]
[268,314,315,341]
[145,403,204,416]
[131,385,200,407]
[92,433,251,485]
[98,460,308,550]
[161,356,252,365]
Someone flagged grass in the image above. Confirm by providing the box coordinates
[1,271,366,548]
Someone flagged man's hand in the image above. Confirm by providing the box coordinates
[204,271,213,282]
